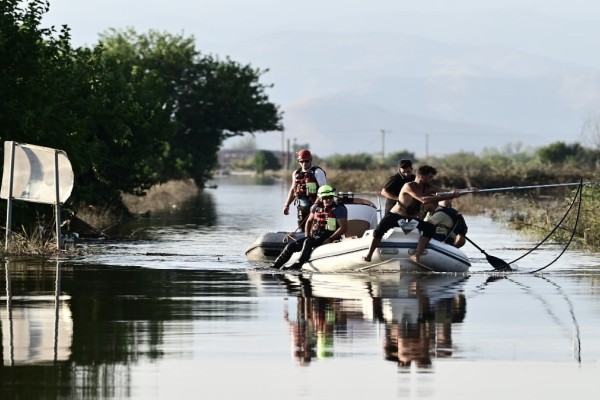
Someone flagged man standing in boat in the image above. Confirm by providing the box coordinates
[381,159,416,214]
[283,149,327,230]
[272,185,347,270]
[362,165,465,264]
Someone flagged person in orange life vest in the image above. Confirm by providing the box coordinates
[283,149,327,230]
[381,159,416,214]
[272,185,347,270]
[362,165,466,264]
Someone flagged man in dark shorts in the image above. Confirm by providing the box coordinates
[362,165,465,264]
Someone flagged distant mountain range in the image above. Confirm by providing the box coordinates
[222,30,600,157]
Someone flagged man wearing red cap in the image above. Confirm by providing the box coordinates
[283,149,327,230]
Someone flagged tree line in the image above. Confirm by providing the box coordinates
[4,0,600,237]
[245,142,599,189]
[0,0,282,223]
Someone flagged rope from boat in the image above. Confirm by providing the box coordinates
[506,180,582,266]
[528,181,583,273]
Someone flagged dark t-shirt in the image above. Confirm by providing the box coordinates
[382,173,416,214]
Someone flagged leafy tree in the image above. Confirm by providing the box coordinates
[535,142,594,165]
[99,29,283,187]
[254,150,281,174]
[0,0,85,158]
[326,153,374,170]
[173,55,283,186]
[0,1,168,211]
[1,4,283,225]
[0,1,109,216]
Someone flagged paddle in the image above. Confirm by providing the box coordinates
[437,182,594,196]
[464,236,512,271]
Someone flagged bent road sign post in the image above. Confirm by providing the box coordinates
[1,141,74,251]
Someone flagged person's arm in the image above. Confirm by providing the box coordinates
[433,186,479,195]
[380,187,397,200]
[283,173,296,215]
[380,176,399,200]
[324,218,347,244]
[454,213,468,235]
[324,206,348,243]
[405,182,462,204]
[283,186,295,213]
[304,212,316,236]
[453,234,466,248]
[314,167,327,186]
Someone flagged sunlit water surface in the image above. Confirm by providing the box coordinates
[1,176,599,399]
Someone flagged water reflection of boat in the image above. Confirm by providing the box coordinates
[277,273,468,368]
[246,192,471,273]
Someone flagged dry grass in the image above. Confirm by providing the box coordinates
[502,186,599,251]
[74,179,201,229]
[121,179,199,215]
[4,225,60,257]
[73,206,120,233]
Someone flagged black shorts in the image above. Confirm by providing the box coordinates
[373,213,435,239]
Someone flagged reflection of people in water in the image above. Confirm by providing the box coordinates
[285,295,342,365]
[382,279,467,369]
[279,274,467,368]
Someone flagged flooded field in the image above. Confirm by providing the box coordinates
[1,176,599,399]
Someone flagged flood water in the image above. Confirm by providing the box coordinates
[2,176,600,399]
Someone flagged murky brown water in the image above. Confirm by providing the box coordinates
[1,176,599,399]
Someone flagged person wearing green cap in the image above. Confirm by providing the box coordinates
[271,185,347,270]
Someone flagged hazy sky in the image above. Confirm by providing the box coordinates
[43,0,600,68]
[42,1,600,155]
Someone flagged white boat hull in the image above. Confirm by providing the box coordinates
[283,228,471,273]
[245,194,380,263]
[246,193,471,273]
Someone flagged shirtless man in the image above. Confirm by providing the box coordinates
[362,165,465,264]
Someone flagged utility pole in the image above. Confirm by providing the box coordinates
[425,134,429,160]
[286,138,291,170]
[281,130,287,170]
[380,129,388,159]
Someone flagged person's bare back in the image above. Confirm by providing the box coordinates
[363,165,463,264]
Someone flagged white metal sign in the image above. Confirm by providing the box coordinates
[1,141,73,204]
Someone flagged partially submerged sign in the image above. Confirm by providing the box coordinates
[1,141,74,251]
[1,141,73,204]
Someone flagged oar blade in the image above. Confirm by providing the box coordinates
[486,254,513,271]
